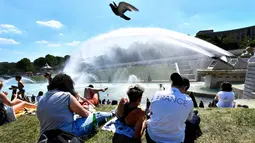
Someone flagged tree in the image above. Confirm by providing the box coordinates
[147,74,152,83]
[108,76,112,83]
[45,54,57,67]
[16,58,34,72]
[33,57,47,69]
[55,56,65,65]
[248,40,255,47]
[64,55,70,62]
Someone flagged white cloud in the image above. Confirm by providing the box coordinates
[183,22,189,26]
[0,24,22,34]
[35,40,48,44]
[47,44,61,47]
[36,20,63,29]
[59,33,64,36]
[0,37,20,44]
[65,41,81,46]
[13,50,25,55]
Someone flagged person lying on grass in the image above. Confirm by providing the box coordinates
[0,80,37,123]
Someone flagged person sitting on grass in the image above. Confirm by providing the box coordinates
[146,73,194,143]
[36,91,44,103]
[113,84,146,143]
[83,85,108,106]
[215,82,235,108]
[0,80,37,121]
[37,73,113,137]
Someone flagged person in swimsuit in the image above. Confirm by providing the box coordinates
[0,80,37,114]
[113,84,146,142]
[15,76,26,102]
[83,85,108,106]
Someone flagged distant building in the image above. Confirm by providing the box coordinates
[196,25,255,42]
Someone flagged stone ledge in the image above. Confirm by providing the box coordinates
[234,99,255,108]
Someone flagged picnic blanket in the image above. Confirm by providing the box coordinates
[101,117,134,138]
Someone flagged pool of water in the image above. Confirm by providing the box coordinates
[1,81,216,106]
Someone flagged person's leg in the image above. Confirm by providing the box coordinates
[12,99,36,109]
[184,114,201,143]
[95,112,113,125]
[72,112,113,137]
[12,102,26,114]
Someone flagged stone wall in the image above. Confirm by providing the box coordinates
[243,56,255,99]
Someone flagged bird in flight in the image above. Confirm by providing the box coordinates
[109,1,139,20]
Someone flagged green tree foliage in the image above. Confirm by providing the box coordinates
[16,58,34,72]
[33,57,47,68]
[45,54,57,67]
[0,54,70,75]
[55,56,65,68]
[248,40,255,47]
[196,34,240,50]
[64,55,70,62]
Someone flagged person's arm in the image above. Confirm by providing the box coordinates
[215,93,219,101]
[186,101,194,121]
[133,110,146,139]
[88,87,108,93]
[69,95,91,117]
[0,92,17,106]
[116,97,128,118]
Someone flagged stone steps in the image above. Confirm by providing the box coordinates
[181,74,196,79]
[244,60,255,99]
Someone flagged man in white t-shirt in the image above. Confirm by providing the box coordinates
[146,73,194,143]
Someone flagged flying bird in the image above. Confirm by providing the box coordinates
[109,1,139,20]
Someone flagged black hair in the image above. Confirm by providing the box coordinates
[182,77,190,91]
[88,85,94,88]
[48,73,75,95]
[127,84,144,102]
[38,91,44,96]
[220,82,232,92]
[15,76,22,80]
[170,73,184,88]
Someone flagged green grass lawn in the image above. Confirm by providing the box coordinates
[0,106,254,143]
[30,75,45,82]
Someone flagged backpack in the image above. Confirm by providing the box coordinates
[0,100,7,126]
[37,129,84,143]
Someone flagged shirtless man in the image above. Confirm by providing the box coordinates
[83,85,108,106]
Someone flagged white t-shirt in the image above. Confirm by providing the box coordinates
[147,87,194,143]
[216,91,235,108]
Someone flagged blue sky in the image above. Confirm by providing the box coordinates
[0,0,255,62]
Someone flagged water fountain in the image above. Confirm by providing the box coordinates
[64,27,233,84]
[3,77,36,85]
[127,74,139,83]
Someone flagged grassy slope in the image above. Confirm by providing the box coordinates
[0,106,254,143]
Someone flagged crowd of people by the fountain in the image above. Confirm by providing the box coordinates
[0,71,249,143]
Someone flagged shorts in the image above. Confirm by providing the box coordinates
[4,106,17,122]
[18,89,25,94]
